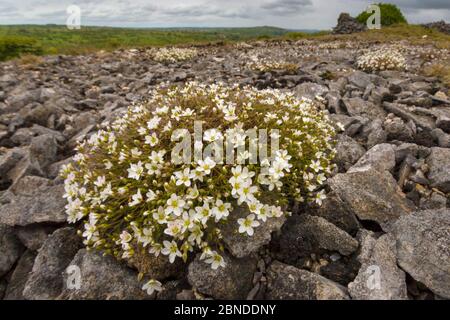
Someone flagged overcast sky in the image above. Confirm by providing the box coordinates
[0,0,449,29]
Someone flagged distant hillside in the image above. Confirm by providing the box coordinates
[0,25,289,59]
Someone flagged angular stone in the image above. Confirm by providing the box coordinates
[391,209,450,299]
[383,102,435,131]
[59,249,150,300]
[294,82,329,100]
[334,135,366,171]
[29,133,58,171]
[0,224,24,277]
[348,143,396,173]
[426,147,450,193]
[0,176,66,226]
[343,97,386,120]
[311,191,360,234]
[16,224,57,251]
[266,261,349,300]
[436,114,450,133]
[221,205,286,258]
[187,253,256,299]
[23,228,82,300]
[348,233,408,300]
[4,250,37,300]
[328,169,416,230]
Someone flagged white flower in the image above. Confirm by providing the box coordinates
[145,133,159,146]
[186,185,199,199]
[188,224,203,245]
[161,240,182,263]
[146,189,157,202]
[310,160,322,173]
[128,161,144,180]
[204,129,223,142]
[82,222,97,241]
[131,148,142,158]
[174,168,192,187]
[149,150,165,163]
[129,189,143,207]
[315,189,327,206]
[197,157,216,175]
[205,251,226,270]
[140,228,153,247]
[237,181,258,205]
[153,206,168,224]
[147,116,161,130]
[195,203,211,225]
[238,214,260,236]
[120,230,132,245]
[149,243,162,257]
[211,199,231,221]
[142,279,163,296]
[165,194,185,216]
[164,220,183,237]
[94,175,106,187]
[231,165,254,181]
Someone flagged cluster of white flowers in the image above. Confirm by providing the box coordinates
[356,48,407,72]
[153,47,198,64]
[247,55,298,73]
[61,82,336,284]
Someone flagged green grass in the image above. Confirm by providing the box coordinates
[1,24,449,62]
[284,24,450,48]
[0,25,289,60]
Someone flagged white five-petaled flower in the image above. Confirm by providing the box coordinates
[165,194,185,216]
[211,199,231,221]
[310,160,322,173]
[195,202,211,225]
[129,189,143,206]
[238,214,260,236]
[128,161,144,180]
[205,251,226,270]
[237,181,258,205]
[174,168,192,187]
[197,157,216,175]
[146,189,157,202]
[142,279,163,296]
[204,129,223,142]
[161,240,182,263]
[315,189,327,206]
[145,133,159,146]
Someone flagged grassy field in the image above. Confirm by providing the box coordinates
[0,25,290,60]
[284,24,450,46]
[1,24,449,64]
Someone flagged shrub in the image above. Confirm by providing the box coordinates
[356,3,407,27]
[152,47,198,63]
[0,36,43,61]
[61,82,337,278]
[247,56,298,73]
[356,47,407,72]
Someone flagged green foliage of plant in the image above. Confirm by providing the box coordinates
[0,36,43,61]
[0,25,288,61]
[356,3,407,26]
[60,82,337,273]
